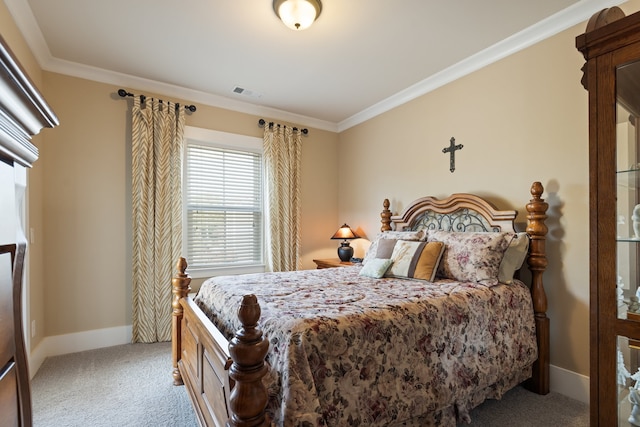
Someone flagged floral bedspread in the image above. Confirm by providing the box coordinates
[194,266,537,426]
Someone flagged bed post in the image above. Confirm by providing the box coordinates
[171,257,191,386]
[524,181,549,395]
[227,294,270,427]
[381,198,392,231]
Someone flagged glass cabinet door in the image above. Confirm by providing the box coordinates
[617,59,640,426]
[577,7,640,426]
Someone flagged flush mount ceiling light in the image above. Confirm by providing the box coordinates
[273,0,322,31]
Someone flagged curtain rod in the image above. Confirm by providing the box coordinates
[117,89,196,112]
[258,118,308,135]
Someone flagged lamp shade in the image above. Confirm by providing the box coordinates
[273,0,322,31]
[331,224,359,240]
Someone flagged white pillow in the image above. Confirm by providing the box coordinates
[359,258,393,278]
[498,232,529,284]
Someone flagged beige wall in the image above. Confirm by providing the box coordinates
[35,73,339,337]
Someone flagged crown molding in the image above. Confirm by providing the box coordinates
[336,0,625,132]
[46,56,339,132]
[4,0,625,134]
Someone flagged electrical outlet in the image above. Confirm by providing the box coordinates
[31,320,36,338]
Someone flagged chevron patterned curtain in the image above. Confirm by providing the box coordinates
[131,96,185,343]
[263,125,302,272]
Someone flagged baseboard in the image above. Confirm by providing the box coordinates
[27,327,591,405]
[549,363,589,404]
[29,325,133,379]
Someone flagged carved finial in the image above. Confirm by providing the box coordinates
[236,294,261,340]
[526,182,549,250]
[172,257,191,301]
[227,295,270,426]
[530,181,543,200]
[381,199,392,231]
[176,257,187,275]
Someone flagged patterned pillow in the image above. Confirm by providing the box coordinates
[385,240,445,281]
[427,230,514,286]
[359,258,393,278]
[379,230,424,241]
[362,230,425,265]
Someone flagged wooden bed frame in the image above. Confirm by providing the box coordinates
[171,181,549,427]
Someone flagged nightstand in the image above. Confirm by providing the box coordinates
[313,258,354,269]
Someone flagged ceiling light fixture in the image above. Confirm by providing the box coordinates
[273,0,322,31]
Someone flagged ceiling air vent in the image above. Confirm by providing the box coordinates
[232,86,262,99]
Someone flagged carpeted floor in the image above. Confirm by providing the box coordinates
[31,342,589,426]
[32,342,198,427]
[463,385,588,426]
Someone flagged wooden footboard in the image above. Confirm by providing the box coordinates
[172,258,269,427]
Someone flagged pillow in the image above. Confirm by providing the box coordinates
[385,240,445,281]
[376,239,398,259]
[498,232,529,284]
[379,230,424,241]
[427,230,514,286]
[362,230,425,265]
[359,258,393,278]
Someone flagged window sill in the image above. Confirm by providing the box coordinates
[187,264,266,279]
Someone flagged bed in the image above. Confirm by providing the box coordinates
[171,181,549,427]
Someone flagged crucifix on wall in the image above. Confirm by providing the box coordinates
[442,137,463,173]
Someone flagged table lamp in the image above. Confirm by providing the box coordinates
[331,223,360,262]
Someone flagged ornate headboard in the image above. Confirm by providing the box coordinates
[382,193,518,234]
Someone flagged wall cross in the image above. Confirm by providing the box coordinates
[442,137,463,173]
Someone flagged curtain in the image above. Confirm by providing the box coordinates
[131,96,185,343]
[263,125,302,272]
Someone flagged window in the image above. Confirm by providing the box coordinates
[183,127,264,277]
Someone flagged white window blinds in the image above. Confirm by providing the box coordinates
[185,142,263,269]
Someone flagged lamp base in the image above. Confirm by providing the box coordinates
[337,242,353,262]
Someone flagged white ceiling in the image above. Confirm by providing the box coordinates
[3,0,626,131]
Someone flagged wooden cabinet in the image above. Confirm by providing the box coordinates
[577,7,640,426]
[0,35,58,426]
[312,258,354,269]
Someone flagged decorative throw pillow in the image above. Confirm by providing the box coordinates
[376,239,398,259]
[362,230,425,265]
[385,240,445,281]
[359,258,393,278]
[498,232,529,284]
[362,239,379,266]
[428,230,514,286]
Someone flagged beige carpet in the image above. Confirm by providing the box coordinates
[31,342,197,427]
[31,342,588,426]
[463,385,589,426]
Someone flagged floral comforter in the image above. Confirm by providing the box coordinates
[194,266,537,426]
